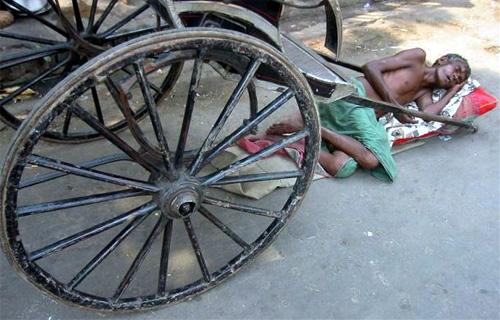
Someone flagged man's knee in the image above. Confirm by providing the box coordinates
[358,150,379,169]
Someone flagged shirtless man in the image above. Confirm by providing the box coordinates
[266,49,471,180]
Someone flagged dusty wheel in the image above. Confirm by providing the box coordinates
[0,29,319,311]
[0,0,182,142]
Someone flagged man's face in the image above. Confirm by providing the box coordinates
[436,61,468,89]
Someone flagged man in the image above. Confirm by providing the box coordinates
[266,49,471,181]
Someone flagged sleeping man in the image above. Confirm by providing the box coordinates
[262,49,471,181]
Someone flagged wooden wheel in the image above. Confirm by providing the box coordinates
[0,0,181,142]
[0,29,320,310]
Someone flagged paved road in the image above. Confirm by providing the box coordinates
[0,1,498,319]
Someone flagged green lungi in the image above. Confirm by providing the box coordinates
[317,78,397,182]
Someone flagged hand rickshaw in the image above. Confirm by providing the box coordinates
[0,0,476,311]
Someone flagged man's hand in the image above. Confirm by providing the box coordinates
[395,112,417,124]
[450,80,467,94]
[391,100,418,124]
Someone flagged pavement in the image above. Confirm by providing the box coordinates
[0,1,499,319]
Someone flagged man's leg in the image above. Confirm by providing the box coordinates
[320,127,379,170]
[266,113,380,171]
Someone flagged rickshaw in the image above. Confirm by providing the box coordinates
[0,0,475,311]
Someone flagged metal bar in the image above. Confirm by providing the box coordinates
[91,87,105,124]
[20,153,129,189]
[92,0,119,33]
[201,129,308,186]
[175,55,203,168]
[17,189,149,217]
[29,202,157,261]
[0,43,68,70]
[213,170,302,185]
[198,206,251,251]
[0,57,70,108]
[134,62,172,172]
[67,213,149,290]
[103,24,170,42]
[197,89,294,173]
[2,0,69,37]
[189,59,261,175]
[71,0,84,32]
[157,218,173,296]
[203,196,282,219]
[99,4,150,38]
[27,154,160,192]
[315,51,364,73]
[70,104,158,173]
[0,31,59,45]
[113,216,164,301]
[184,217,211,282]
[343,95,477,130]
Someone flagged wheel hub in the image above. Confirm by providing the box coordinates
[156,176,202,219]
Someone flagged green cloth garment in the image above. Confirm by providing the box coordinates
[334,158,358,178]
[318,78,397,182]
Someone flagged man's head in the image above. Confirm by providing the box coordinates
[433,53,471,89]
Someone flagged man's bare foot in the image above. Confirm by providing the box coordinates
[0,11,14,29]
[266,113,304,135]
[246,131,267,141]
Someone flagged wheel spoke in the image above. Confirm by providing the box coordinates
[201,129,308,186]
[175,55,203,168]
[91,87,105,124]
[71,0,84,32]
[104,76,156,155]
[194,89,294,174]
[92,0,119,33]
[184,217,211,282]
[0,44,69,70]
[0,57,70,108]
[2,0,69,37]
[29,202,158,261]
[157,218,173,296]
[213,170,303,185]
[86,0,99,33]
[17,189,149,217]
[0,31,59,45]
[27,154,159,192]
[198,206,251,251]
[62,109,72,136]
[70,104,157,173]
[134,62,172,172]
[112,216,164,302]
[99,5,149,38]
[189,59,261,175]
[202,197,282,218]
[20,153,130,189]
[67,213,150,290]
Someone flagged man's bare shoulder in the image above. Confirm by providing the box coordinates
[394,48,426,63]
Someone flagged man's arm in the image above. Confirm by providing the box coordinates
[361,48,426,106]
[415,83,464,115]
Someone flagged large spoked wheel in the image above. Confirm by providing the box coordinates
[0,0,183,142]
[0,29,319,311]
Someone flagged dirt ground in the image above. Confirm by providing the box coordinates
[0,1,499,319]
